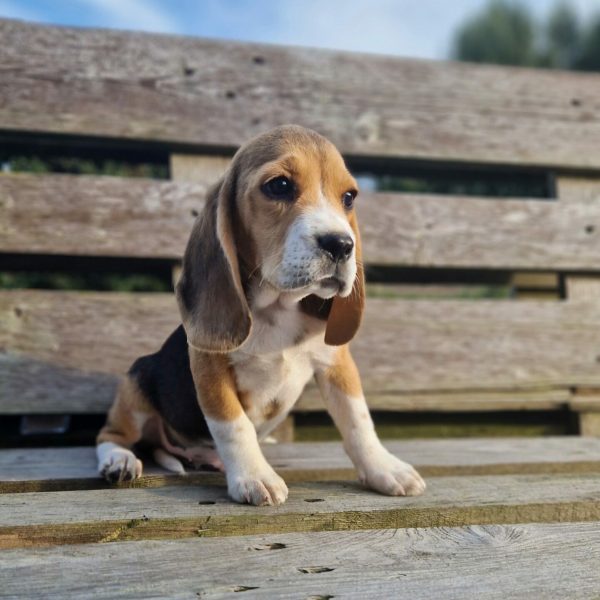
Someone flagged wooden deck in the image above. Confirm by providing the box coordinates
[2,438,600,597]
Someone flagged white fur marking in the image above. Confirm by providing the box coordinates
[315,376,426,497]
[270,197,356,297]
[153,448,186,474]
[97,441,143,482]
[206,415,288,506]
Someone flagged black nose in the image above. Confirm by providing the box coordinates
[317,233,354,262]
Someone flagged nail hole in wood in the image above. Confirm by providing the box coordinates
[232,586,260,592]
[191,209,199,217]
[14,307,22,317]
[250,542,286,551]
[225,90,236,99]
[571,98,582,107]
[253,55,265,64]
[585,224,595,234]
[183,66,195,77]
[298,567,335,574]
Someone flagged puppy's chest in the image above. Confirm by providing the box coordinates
[230,306,332,429]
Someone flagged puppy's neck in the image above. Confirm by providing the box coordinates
[249,280,307,313]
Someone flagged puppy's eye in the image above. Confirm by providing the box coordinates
[342,191,356,210]
[262,176,295,201]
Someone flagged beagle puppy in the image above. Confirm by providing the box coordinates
[96,125,426,505]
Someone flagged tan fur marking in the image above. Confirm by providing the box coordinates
[237,389,252,412]
[325,345,363,398]
[263,399,281,421]
[189,348,243,421]
[96,377,153,447]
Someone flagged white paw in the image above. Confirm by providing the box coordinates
[358,450,426,497]
[227,464,288,506]
[97,442,143,483]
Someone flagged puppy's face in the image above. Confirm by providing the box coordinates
[236,127,359,300]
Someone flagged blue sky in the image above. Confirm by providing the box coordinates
[0,0,597,59]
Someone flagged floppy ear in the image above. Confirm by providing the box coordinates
[175,166,252,353]
[324,211,365,346]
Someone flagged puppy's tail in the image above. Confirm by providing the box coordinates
[153,448,186,475]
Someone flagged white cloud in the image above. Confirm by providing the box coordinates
[74,0,182,33]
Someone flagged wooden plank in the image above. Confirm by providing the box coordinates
[0,173,202,259]
[3,437,600,493]
[358,193,600,270]
[3,19,600,169]
[298,387,570,412]
[565,276,600,302]
[580,414,600,436]
[556,176,600,203]
[4,290,600,413]
[169,154,229,184]
[2,473,600,548]
[2,523,599,599]
[0,291,179,413]
[7,172,600,270]
[511,272,560,301]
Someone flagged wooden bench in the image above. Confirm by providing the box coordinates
[3,18,600,597]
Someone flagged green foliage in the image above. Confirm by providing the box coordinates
[454,1,536,66]
[543,2,580,68]
[453,0,600,72]
[1,155,168,178]
[575,16,600,70]
[0,272,170,292]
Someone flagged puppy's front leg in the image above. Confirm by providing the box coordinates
[190,348,288,506]
[316,346,426,496]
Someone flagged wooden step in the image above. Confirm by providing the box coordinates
[3,437,600,493]
[2,522,599,599]
[3,470,600,549]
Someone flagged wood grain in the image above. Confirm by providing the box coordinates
[169,154,229,185]
[1,523,599,599]
[3,19,600,169]
[0,173,202,259]
[4,290,600,413]
[557,176,600,203]
[297,387,570,412]
[3,437,600,493]
[2,473,600,548]
[6,172,600,270]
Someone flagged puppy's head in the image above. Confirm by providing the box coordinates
[177,125,365,352]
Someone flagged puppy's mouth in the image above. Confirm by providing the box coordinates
[269,273,348,298]
[318,276,342,292]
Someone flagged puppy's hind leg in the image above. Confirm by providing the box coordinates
[97,376,150,483]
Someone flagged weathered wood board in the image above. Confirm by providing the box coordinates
[3,19,600,169]
[4,437,600,492]
[0,20,600,168]
[2,523,600,599]
[297,388,570,412]
[0,173,203,259]
[2,473,600,549]
[3,289,600,413]
[5,172,600,270]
